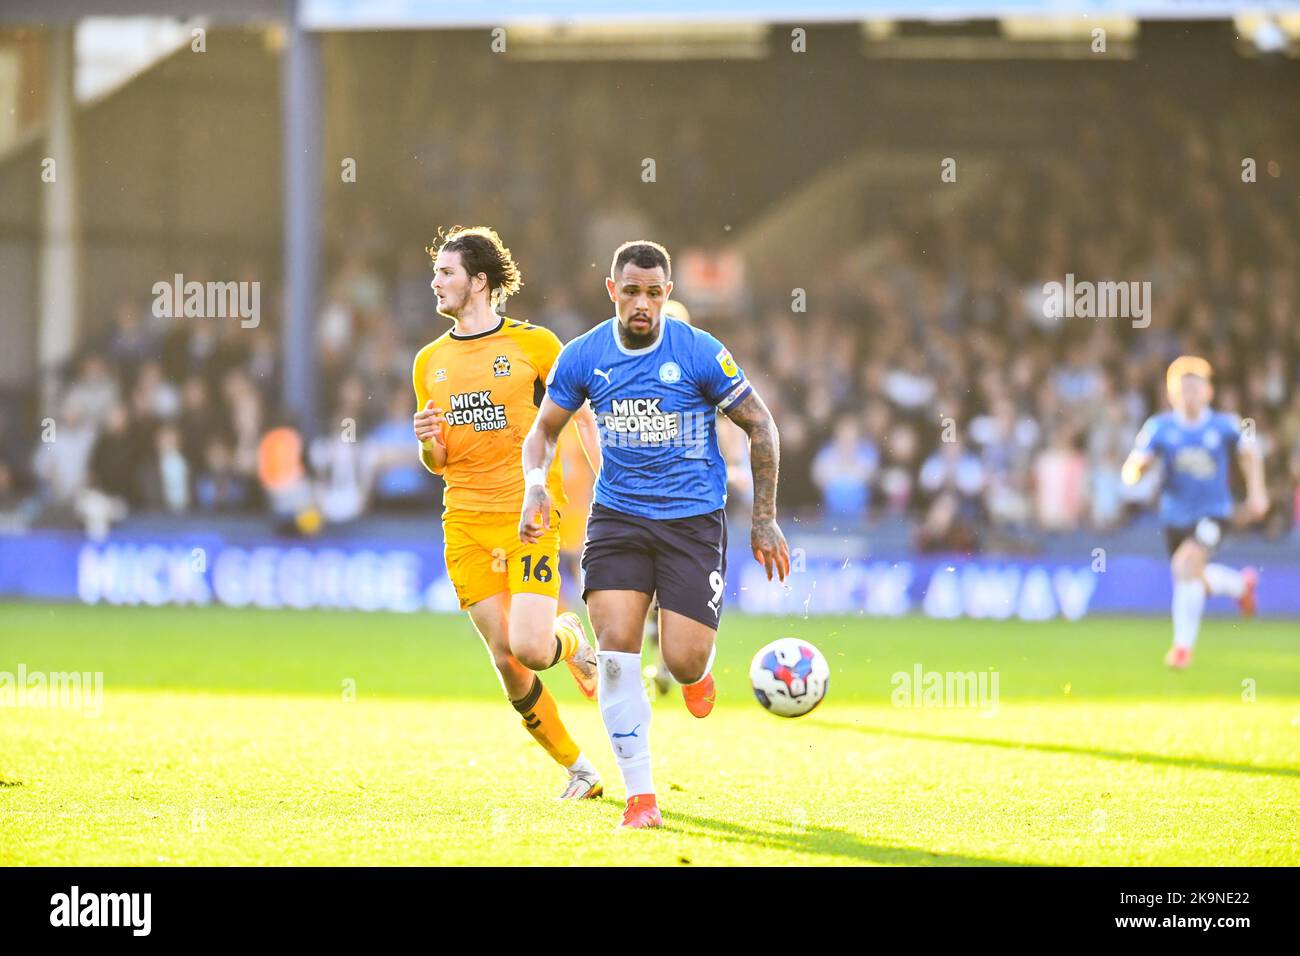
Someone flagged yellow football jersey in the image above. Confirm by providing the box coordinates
[413,317,568,514]
[557,418,595,551]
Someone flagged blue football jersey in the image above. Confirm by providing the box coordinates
[1134,409,1241,527]
[546,316,753,519]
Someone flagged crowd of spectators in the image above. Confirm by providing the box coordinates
[727,107,1300,550]
[4,91,1298,552]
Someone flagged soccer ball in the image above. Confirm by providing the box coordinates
[749,638,829,717]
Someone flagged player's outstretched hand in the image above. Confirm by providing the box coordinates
[519,484,552,544]
[413,399,446,447]
[1241,490,1270,523]
[752,516,790,582]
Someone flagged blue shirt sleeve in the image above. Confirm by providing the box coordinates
[1219,413,1242,451]
[1133,415,1162,456]
[692,329,752,411]
[544,340,586,411]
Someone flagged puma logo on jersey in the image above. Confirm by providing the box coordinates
[593,368,612,384]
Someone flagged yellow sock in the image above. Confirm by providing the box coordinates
[550,615,580,667]
[510,676,580,768]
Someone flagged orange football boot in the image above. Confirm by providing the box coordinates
[1237,567,1259,618]
[681,673,716,718]
[618,794,663,830]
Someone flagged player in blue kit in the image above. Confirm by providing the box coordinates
[518,240,790,829]
[1121,356,1268,670]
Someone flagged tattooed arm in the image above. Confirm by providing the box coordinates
[723,389,791,582]
[519,395,576,544]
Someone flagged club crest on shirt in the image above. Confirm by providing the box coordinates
[434,368,447,382]
[715,347,738,378]
[1203,430,1220,449]
[493,355,511,377]
[659,361,681,384]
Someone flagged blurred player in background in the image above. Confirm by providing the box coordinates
[520,240,789,829]
[1121,356,1267,669]
[413,226,605,800]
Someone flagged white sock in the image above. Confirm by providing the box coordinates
[1204,563,1245,598]
[1172,579,1206,650]
[682,642,717,685]
[597,650,654,796]
[566,753,597,776]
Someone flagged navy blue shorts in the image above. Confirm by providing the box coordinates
[581,502,728,629]
[1164,518,1224,558]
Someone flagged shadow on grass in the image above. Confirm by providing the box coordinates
[816,721,1300,779]
[659,809,1030,866]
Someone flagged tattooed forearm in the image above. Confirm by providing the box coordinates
[725,391,780,520]
[724,389,790,581]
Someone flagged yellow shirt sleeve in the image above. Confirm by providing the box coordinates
[412,344,429,406]
[514,324,570,508]
[530,327,565,388]
[411,342,444,476]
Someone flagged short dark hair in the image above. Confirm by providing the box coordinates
[427,225,523,301]
[611,240,671,281]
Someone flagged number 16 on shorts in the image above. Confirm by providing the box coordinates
[506,538,561,603]
[520,554,553,583]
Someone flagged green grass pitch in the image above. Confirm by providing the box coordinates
[1,602,1296,866]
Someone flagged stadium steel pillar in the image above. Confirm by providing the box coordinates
[281,0,320,439]
[38,25,80,414]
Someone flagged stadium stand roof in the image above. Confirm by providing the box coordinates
[0,1,281,25]
[0,1,1270,28]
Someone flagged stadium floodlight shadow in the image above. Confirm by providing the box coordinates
[813,722,1300,780]
[660,810,1032,867]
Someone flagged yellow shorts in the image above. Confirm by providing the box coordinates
[442,508,562,611]
[559,498,591,555]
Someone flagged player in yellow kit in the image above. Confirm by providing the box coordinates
[556,423,595,613]
[413,225,605,800]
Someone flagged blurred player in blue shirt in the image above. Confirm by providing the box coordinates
[1122,356,1268,669]
[519,240,789,829]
